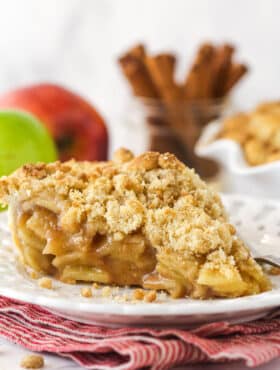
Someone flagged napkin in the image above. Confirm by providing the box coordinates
[0,296,279,369]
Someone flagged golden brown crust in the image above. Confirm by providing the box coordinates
[127,151,160,171]
[112,148,134,163]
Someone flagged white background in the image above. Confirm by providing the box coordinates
[0,0,279,149]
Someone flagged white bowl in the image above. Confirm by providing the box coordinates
[195,120,280,199]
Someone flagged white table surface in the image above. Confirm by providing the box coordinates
[1,338,280,370]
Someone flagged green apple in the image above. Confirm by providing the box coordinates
[0,110,57,177]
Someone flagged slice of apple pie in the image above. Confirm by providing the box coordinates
[0,148,270,298]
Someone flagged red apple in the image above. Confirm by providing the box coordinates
[0,83,108,161]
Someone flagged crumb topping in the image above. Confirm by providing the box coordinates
[0,150,227,258]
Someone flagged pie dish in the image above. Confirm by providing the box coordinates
[0,148,270,299]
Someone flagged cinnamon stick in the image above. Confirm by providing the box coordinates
[128,43,146,59]
[212,43,235,97]
[145,53,182,102]
[146,54,196,147]
[224,63,248,94]
[118,54,159,98]
[184,43,215,99]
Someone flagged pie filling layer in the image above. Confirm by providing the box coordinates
[10,203,270,299]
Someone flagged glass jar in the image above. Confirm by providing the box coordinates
[123,97,229,178]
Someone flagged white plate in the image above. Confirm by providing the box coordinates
[0,194,280,328]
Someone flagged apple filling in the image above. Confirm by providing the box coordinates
[11,205,153,280]
[7,204,209,297]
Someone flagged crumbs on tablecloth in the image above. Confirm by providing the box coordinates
[20,354,44,369]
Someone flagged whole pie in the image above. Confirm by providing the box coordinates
[0,148,270,298]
